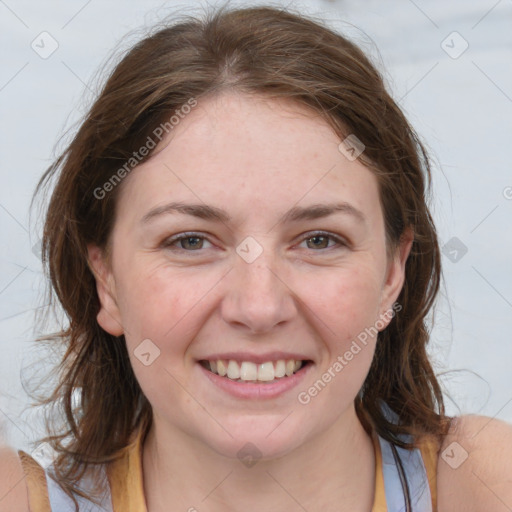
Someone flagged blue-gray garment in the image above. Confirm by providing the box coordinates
[43,402,433,511]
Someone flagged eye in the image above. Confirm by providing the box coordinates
[161,232,213,252]
[298,231,346,251]
[161,231,347,254]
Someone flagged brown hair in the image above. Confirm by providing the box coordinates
[30,3,452,508]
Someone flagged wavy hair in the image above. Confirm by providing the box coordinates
[30,4,451,509]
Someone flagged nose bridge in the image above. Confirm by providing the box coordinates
[221,235,296,332]
[242,251,279,292]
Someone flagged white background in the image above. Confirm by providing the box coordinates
[1,0,511,453]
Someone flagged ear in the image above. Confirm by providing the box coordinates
[377,227,414,329]
[87,244,124,336]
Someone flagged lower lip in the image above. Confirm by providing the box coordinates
[198,362,313,399]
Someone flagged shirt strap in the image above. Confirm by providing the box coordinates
[106,427,147,512]
[17,450,51,512]
[378,435,434,512]
[417,435,440,510]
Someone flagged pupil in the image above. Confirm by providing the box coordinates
[309,236,327,249]
[184,237,201,249]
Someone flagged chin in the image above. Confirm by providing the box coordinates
[198,415,311,462]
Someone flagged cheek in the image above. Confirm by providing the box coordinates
[300,265,382,391]
[115,268,203,401]
[114,262,218,350]
[295,270,381,409]
[305,264,384,340]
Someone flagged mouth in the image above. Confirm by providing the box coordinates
[198,358,313,384]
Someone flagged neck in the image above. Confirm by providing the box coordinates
[142,403,376,512]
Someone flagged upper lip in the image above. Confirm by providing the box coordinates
[197,352,313,364]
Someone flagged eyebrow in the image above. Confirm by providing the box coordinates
[141,201,366,225]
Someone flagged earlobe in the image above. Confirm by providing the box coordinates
[86,244,124,336]
[378,228,414,327]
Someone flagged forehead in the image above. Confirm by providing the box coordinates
[114,92,382,229]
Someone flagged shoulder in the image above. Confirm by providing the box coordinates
[437,414,512,512]
[0,445,30,512]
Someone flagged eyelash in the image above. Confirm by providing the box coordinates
[161,231,347,254]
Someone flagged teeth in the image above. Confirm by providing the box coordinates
[257,362,275,381]
[204,359,305,382]
[216,360,227,376]
[275,360,286,378]
[240,361,258,380]
[227,360,241,379]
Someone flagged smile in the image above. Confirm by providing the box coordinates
[199,359,310,383]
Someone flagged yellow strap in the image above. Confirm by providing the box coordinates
[108,426,391,512]
[17,429,148,512]
[17,451,51,512]
[370,432,440,512]
[16,429,437,512]
[107,429,147,512]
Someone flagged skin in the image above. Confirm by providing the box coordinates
[0,91,510,512]
[87,91,412,512]
[437,415,512,511]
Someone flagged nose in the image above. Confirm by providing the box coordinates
[220,246,297,334]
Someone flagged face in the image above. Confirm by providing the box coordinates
[88,92,412,460]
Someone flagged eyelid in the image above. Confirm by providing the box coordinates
[296,230,348,250]
[161,232,215,250]
[161,230,348,252]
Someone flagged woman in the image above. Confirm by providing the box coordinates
[1,4,511,512]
